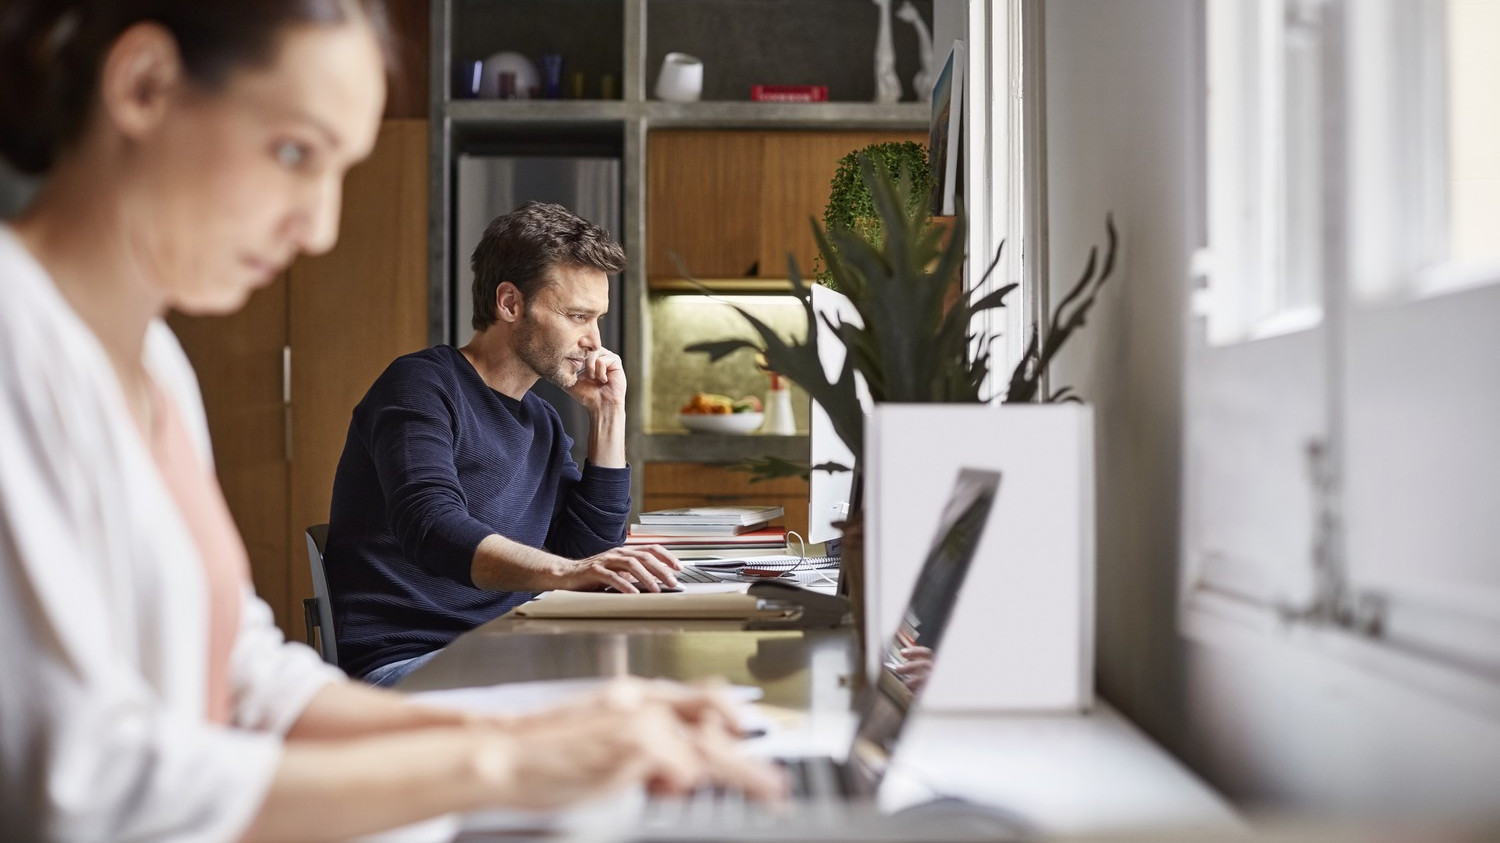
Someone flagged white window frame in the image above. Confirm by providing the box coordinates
[1184,0,1339,628]
[1349,0,1500,303]
[1187,0,1500,714]
[1199,0,1327,346]
[965,0,1029,399]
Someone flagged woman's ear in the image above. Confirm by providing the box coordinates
[98,22,184,140]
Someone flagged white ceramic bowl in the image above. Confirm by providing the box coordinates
[680,412,764,434]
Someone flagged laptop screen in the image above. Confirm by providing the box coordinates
[842,467,1002,795]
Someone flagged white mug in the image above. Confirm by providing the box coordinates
[654,52,704,102]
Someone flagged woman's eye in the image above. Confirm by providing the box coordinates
[274,142,309,168]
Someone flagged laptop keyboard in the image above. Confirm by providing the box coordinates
[677,566,725,583]
[779,756,846,799]
[638,757,847,832]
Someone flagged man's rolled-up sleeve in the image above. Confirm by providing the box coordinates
[548,461,631,558]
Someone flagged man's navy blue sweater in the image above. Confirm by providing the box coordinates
[324,345,630,678]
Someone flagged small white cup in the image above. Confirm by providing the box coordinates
[654,52,704,102]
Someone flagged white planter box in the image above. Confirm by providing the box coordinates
[864,403,1096,711]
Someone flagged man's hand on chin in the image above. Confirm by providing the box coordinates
[566,348,627,412]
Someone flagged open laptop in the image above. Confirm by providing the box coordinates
[628,468,1012,840]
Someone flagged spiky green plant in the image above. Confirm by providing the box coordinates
[685,154,1118,482]
[1006,215,1118,404]
[687,155,1010,477]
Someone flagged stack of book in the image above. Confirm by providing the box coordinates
[626,505,786,550]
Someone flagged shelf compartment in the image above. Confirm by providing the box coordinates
[648,294,810,435]
[449,0,623,103]
[646,129,928,282]
[642,459,810,538]
[645,0,936,105]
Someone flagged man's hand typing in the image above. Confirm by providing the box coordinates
[471,534,683,593]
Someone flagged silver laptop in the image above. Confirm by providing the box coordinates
[631,468,1014,840]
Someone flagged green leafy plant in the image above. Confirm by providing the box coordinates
[814,141,936,291]
[1006,218,1118,404]
[686,153,1117,481]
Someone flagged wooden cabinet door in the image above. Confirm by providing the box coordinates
[758,130,927,281]
[643,463,809,539]
[168,280,292,632]
[173,119,428,642]
[647,130,928,285]
[647,131,766,280]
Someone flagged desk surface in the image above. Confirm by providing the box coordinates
[402,614,1240,838]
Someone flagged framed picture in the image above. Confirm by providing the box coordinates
[928,40,966,217]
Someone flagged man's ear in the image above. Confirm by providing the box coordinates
[98,23,184,141]
[495,282,524,323]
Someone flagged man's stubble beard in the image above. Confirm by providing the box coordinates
[514,309,579,389]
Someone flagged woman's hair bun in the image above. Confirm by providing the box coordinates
[0,3,94,175]
[0,0,394,177]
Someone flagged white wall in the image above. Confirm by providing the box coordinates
[932,0,966,59]
[1041,0,1196,743]
[1040,0,1500,822]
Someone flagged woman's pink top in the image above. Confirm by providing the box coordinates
[146,381,250,725]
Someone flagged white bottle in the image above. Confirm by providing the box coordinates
[765,374,796,436]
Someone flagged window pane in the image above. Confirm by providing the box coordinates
[1448,0,1500,265]
[1281,0,1324,316]
[1202,0,1324,343]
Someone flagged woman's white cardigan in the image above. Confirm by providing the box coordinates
[0,227,343,842]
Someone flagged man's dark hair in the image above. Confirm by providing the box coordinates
[470,201,626,332]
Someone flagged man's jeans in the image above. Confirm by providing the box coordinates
[361,650,440,688]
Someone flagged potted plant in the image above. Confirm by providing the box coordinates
[688,153,1115,485]
[813,140,936,293]
[687,156,1115,708]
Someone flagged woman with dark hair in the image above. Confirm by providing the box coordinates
[0,2,781,840]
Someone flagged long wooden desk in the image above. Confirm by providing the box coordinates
[400,613,1241,839]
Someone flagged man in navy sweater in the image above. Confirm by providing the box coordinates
[324,202,679,685]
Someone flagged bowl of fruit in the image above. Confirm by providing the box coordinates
[678,393,764,434]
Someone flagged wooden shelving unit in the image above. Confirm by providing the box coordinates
[445,99,927,129]
[642,433,808,463]
[429,0,933,514]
